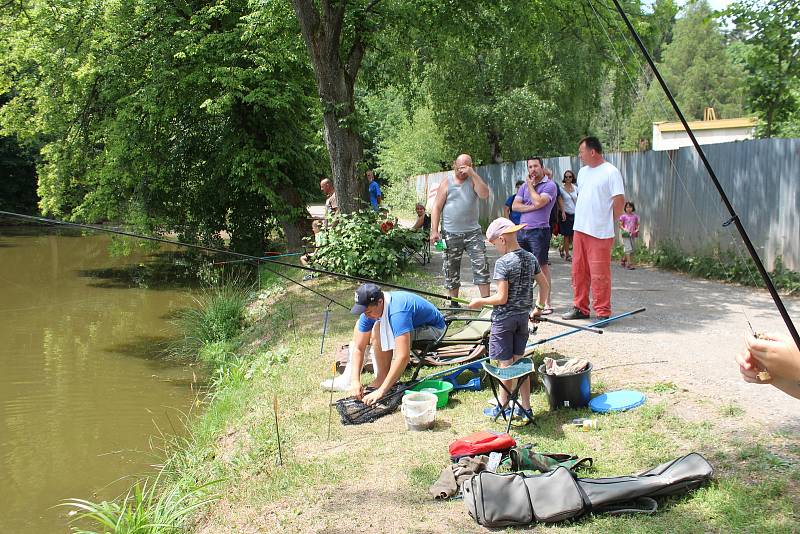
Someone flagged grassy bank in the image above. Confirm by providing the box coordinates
[552,233,800,294]
[619,242,800,294]
[67,265,799,533]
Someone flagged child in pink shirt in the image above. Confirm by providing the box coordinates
[619,202,640,270]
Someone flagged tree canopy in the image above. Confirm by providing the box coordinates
[1,0,796,244]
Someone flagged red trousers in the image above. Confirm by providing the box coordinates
[571,231,613,317]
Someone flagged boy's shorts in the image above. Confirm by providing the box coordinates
[489,313,530,361]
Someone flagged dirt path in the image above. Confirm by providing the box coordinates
[425,244,800,431]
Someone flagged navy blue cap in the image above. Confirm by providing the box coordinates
[351,283,383,315]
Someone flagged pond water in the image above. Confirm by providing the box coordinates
[0,225,201,533]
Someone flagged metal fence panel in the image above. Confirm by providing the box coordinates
[410,138,800,270]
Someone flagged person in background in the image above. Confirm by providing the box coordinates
[320,178,338,216]
[512,157,557,315]
[562,136,624,321]
[379,207,396,233]
[367,170,382,211]
[412,203,431,232]
[300,219,324,267]
[736,332,800,399]
[430,153,491,301]
[619,201,640,270]
[503,180,525,225]
[558,170,578,261]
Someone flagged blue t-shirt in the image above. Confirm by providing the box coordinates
[504,193,522,225]
[357,291,445,336]
[369,181,382,210]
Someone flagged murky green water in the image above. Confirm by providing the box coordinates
[0,226,201,533]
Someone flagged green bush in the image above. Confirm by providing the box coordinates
[171,281,252,360]
[311,210,425,279]
[381,178,423,221]
[62,461,218,534]
[619,241,800,294]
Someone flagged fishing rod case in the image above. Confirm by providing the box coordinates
[462,452,712,527]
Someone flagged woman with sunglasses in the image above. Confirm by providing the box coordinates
[558,170,578,261]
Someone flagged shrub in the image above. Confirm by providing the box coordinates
[171,280,252,360]
[311,210,425,279]
[61,461,218,534]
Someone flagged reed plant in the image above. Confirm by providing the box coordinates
[170,279,253,361]
[61,461,219,534]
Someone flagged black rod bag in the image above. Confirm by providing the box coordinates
[462,452,713,527]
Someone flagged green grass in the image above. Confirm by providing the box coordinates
[615,242,800,294]
[61,460,219,534]
[169,279,253,360]
[719,402,745,417]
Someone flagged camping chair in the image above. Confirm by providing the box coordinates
[402,230,430,265]
[482,356,536,433]
[408,308,493,380]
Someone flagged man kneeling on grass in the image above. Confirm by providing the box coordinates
[468,218,549,427]
[349,283,446,405]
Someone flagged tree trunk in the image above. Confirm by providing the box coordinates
[275,186,312,250]
[488,127,503,164]
[291,0,368,214]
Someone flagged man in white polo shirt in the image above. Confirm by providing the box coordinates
[562,137,624,321]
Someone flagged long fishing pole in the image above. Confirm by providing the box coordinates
[607,0,799,350]
[1,210,486,310]
[1,210,502,316]
[0,210,351,310]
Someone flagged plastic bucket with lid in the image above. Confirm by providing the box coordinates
[537,360,593,410]
[401,391,437,431]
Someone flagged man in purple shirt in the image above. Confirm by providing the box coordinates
[512,157,557,314]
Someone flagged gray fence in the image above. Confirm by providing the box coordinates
[410,138,800,270]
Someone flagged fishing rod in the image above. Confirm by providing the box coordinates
[0,210,351,310]
[212,251,304,266]
[0,210,486,309]
[608,0,799,350]
[449,315,605,335]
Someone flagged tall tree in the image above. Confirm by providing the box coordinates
[0,0,324,253]
[623,0,747,148]
[290,0,374,214]
[725,0,800,137]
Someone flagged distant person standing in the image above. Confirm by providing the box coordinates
[512,157,557,314]
[367,170,382,211]
[503,180,525,224]
[558,170,578,261]
[619,201,640,270]
[430,154,491,300]
[320,178,338,216]
[563,137,624,321]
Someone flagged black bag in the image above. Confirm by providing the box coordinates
[462,453,713,527]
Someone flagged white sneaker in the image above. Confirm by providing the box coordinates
[321,374,351,392]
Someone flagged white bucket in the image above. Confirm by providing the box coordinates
[401,391,437,431]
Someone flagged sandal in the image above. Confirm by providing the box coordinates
[559,249,565,259]
[627,265,635,270]
[565,254,572,262]
[541,307,554,316]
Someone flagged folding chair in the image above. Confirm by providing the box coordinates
[404,231,430,265]
[408,308,493,380]
[481,356,536,433]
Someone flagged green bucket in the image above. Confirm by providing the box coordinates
[406,380,454,408]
